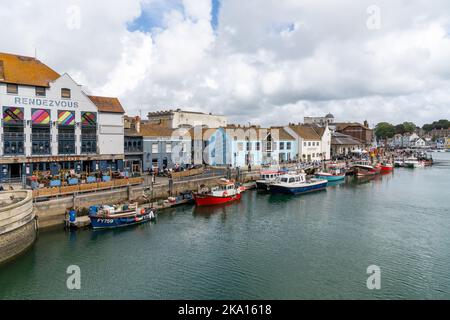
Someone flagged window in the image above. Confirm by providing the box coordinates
[61,88,71,99]
[256,142,260,151]
[166,143,172,153]
[304,142,307,147]
[7,84,18,94]
[36,86,46,97]
[280,142,285,150]
[287,142,291,150]
[246,142,251,151]
[152,144,158,153]
[308,142,311,147]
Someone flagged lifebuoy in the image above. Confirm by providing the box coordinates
[223,191,228,197]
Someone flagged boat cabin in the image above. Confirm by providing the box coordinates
[277,174,306,184]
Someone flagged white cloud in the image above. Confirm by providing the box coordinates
[1,0,450,127]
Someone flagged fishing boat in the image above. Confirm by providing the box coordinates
[89,203,156,229]
[256,170,284,190]
[315,167,346,181]
[194,179,241,206]
[394,159,405,167]
[404,157,424,168]
[352,161,380,177]
[268,173,328,195]
[380,162,394,173]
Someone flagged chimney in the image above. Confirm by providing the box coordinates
[135,116,141,133]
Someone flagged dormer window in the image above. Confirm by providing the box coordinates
[7,84,18,94]
[61,88,71,99]
[36,86,46,97]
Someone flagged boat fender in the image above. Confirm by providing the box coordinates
[141,208,145,215]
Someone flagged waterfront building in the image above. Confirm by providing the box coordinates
[141,124,191,171]
[147,109,227,129]
[333,121,373,147]
[446,137,450,150]
[331,132,363,157]
[124,116,143,173]
[191,125,297,168]
[286,124,331,162]
[0,52,125,182]
[304,113,335,127]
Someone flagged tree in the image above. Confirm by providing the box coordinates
[375,122,396,139]
[422,119,450,132]
[402,122,416,133]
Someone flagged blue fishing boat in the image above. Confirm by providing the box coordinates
[315,167,346,182]
[269,173,328,195]
[89,203,156,229]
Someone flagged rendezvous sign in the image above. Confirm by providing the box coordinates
[13,96,79,108]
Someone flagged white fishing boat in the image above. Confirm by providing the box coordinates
[268,173,328,195]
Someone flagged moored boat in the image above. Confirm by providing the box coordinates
[194,179,241,206]
[268,173,328,195]
[352,161,380,177]
[256,170,284,190]
[315,167,346,181]
[89,203,156,229]
[380,162,394,173]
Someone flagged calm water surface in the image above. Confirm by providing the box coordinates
[1,153,450,299]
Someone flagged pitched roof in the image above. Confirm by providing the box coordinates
[331,132,362,146]
[88,95,125,113]
[270,127,296,141]
[0,52,61,87]
[289,125,321,141]
[140,124,176,137]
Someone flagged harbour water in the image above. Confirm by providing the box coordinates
[1,153,450,299]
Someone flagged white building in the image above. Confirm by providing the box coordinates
[147,109,227,129]
[286,125,331,162]
[0,52,125,181]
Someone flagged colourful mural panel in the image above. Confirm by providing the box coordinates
[31,109,51,125]
[2,107,24,124]
[58,110,75,126]
[82,112,97,126]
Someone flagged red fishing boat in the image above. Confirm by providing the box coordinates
[353,161,380,177]
[194,179,242,206]
[380,163,394,173]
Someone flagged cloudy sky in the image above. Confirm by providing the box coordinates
[1,0,450,127]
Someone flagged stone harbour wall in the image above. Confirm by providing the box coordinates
[0,191,37,265]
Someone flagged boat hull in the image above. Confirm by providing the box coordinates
[89,211,156,229]
[269,180,328,195]
[194,193,242,206]
[380,166,394,172]
[315,174,346,182]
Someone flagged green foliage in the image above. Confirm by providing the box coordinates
[375,122,396,139]
[422,119,450,132]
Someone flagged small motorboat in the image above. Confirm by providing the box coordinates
[89,203,156,229]
[256,170,284,190]
[404,157,422,168]
[194,179,241,206]
[315,167,346,181]
[268,173,328,195]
